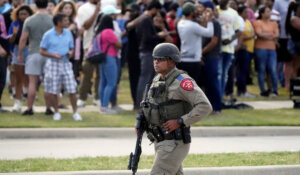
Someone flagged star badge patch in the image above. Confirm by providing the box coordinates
[180,79,194,91]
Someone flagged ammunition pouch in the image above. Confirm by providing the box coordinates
[147,125,191,144]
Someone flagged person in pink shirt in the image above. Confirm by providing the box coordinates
[94,15,122,114]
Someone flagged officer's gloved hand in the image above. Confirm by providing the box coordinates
[163,119,180,133]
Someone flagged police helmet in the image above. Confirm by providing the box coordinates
[152,43,181,63]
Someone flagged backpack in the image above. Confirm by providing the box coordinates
[86,33,111,64]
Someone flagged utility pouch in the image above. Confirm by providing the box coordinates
[147,132,155,142]
[182,126,191,144]
[152,126,164,142]
[174,128,183,140]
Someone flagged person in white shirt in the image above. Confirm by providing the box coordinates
[76,0,101,107]
[177,2,214,86]
[217,0,240,97]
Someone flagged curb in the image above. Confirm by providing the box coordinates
[2,165,300,175]
[1,126,300,139]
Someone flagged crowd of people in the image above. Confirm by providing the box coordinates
[0,0,299,119]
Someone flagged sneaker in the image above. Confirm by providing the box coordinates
[76,99,86,107]
[73,112,82,121]
[100,107,117,114]
[45,108,54,115]
[22,109,34,115]
[260,91,269,97]
[242,92,256,98]
[111,105,124,112]
[270,92,278,98]
[53,112,61,121]
[10,94,16,100]
[12,100,22,112]
[88,93,93,98]
[210,111,222,116]
[93,99,100,106]
[0,107,8,113]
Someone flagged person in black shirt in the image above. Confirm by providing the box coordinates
[135,0,167,108]
[125,4,141,110]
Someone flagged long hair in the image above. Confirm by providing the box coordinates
[53,0,77,22]
[285,1,300,35]
[94,15,114,36]
[11,5,34,22]
[257,5,267,20]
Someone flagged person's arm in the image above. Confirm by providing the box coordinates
[0,44,6,57]
[0,15,7,38]
[126,14,144,31]
[140,18,162,42]
[291,16,300,31]
[113,40,122,50]
[253,21,273,40]
[193,22,214,37]
[8,24,19,43]
[82,2,100,30]
[177,78,212,126]
[17,31,29,62]
[67,48,74,58]
[272,22,280,40]
[40,48,61,60]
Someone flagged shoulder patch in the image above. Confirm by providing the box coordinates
[180,79,194,91]
[176,75,184,81]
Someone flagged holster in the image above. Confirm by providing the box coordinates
[147,125,191,144]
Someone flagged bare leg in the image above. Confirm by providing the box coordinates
[50,93,58,113]
[69,93,77,113]
[27,75,39,110]
[14,65,23,100]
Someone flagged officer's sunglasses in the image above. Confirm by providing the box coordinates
[153,57,169,62]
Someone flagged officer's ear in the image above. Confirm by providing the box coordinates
[167,58,176,67]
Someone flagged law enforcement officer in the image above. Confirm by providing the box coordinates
[142,43,212,174]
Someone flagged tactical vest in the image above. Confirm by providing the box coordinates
[143,69,192,126]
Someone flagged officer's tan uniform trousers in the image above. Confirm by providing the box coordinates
[150,140,190,175]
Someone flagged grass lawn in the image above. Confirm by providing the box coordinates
[0,108,299,128]
[1,66,291,107]
[0,152,299,173]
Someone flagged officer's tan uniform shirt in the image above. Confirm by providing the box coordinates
[161,68,212,126]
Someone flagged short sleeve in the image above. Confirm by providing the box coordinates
[22,18,30,33]
[214,21,221,37]
[102,29,118,44]
[67,30,74,49]
[40,32,49,49]
[233,11,240,31]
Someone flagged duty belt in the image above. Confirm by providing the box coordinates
[147,125,184,143]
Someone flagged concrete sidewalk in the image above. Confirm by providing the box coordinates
[1,100,294,113]
[2,165,300,175]
[1,126,300,139]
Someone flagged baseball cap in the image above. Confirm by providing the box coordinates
[198,0,215,10]
[182,2,196,15]
[102,5,121,15]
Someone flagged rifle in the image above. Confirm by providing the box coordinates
[128,83,150,175]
